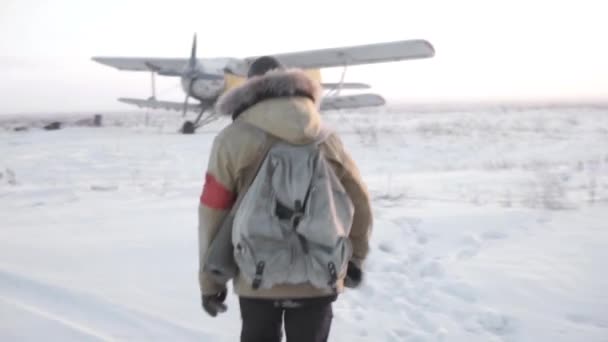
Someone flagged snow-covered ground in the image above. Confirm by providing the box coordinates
[1,106,607,341]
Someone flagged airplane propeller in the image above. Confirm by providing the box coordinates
[182,33,198,117]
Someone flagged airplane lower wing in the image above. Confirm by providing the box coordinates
[322,82,370,90]
[117,94,385,114]
[320,94,385,111]
[118,98,209,112]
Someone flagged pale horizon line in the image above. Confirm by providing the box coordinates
[2,98,608,117]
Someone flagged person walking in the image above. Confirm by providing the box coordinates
[197,56,373,342]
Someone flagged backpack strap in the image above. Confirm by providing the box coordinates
[231,126,278,214]
[314,124,333,146]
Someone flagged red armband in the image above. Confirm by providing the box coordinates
[200,173,236,210]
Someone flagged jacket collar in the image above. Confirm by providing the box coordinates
[215,68,323,120]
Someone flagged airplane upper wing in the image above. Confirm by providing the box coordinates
[243,39,435,70]
[92,58,187,76]
[92,39,434,76]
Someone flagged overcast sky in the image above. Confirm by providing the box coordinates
[1,0,607,114]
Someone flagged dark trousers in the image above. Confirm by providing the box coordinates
[239,296,335,342]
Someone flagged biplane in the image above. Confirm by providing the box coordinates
[92,34,434,133]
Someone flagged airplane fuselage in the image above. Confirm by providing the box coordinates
[180,57,246,101]
[178,58,327,103]
[181,77,225,101]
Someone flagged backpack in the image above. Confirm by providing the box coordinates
[231,125,355,291]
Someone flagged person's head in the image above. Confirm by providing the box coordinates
[247,56,285,78]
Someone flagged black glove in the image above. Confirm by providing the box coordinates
[344,261,363,288]
[202,289,227,317]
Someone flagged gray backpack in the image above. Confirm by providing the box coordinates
[232,126,355,291]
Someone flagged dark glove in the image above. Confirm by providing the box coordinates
[202,289,227,317]
[344,261,363,288]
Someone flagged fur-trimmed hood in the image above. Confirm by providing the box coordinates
[216,68,323,119]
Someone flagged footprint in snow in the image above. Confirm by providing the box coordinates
[391,329,408,339]
[457,234,482,259]
[456,249,479,259]
[353,308,366,322]
[380,259,409,273]
[408,247,425,264]
[440,281,478,303]
[401,330,431,342]
[385,330,425,342]
[461,234,482,246]
[378,241,396,254]
[566,313,608,328]
[410,226,430,245]
[419,260,445,279]
[481,230,508,240]
[393,216,422,231]
[477,309,517,336]
[416,234,429,245]
[357,328,368,337]
[90,184,119,192]
[402,304,440,334]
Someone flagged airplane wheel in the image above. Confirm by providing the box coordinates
[181,121,196,134]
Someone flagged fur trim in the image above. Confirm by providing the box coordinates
[216,69,323,119]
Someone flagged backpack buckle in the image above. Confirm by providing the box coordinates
[275,199,306,228]
[291,199,304,228]
[252,261,265,290]
[290,212,304,228]
[328,262,338,290]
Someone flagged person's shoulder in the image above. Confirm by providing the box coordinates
[319,127,349,161]
[323,129,343,146]
[321,123,345,145]
[214,120,265,145]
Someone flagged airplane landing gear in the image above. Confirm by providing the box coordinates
[181,121,196,134]
[179,106,219,134]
